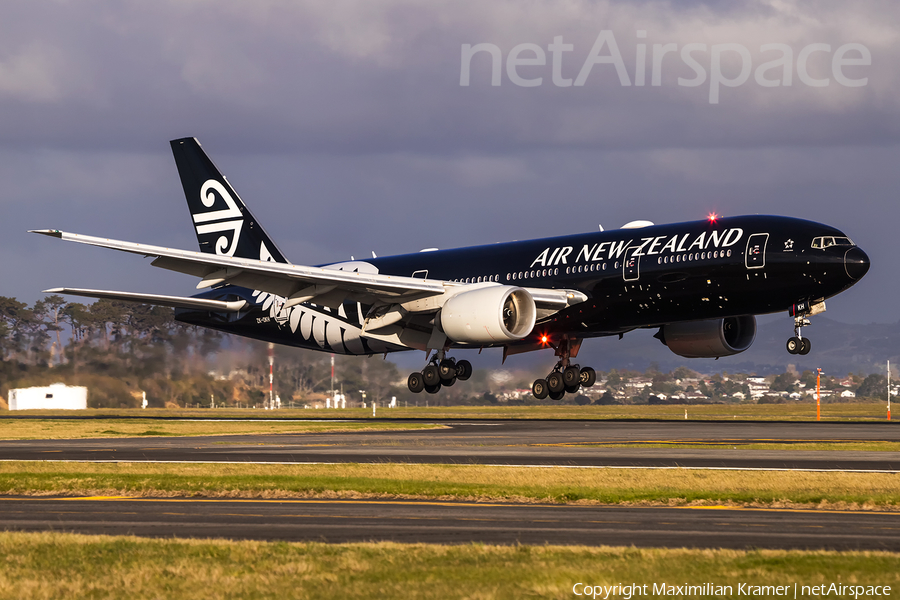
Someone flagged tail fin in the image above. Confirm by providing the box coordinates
[170,137,290,264]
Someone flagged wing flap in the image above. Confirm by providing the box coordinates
[42,288,248,312]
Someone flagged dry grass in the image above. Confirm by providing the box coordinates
[2,402,894,422]
[0,532,898,600]
[1,461,898,509]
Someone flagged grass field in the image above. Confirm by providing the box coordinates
[2,461,898,508]
[0,532,897,600]
[1,402,894,421]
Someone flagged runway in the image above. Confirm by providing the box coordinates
[1,420,898,470]
[3,496,899,550]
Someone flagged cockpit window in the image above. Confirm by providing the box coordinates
[811,236,854,249]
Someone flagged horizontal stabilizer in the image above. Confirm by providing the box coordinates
[43,288,248,312]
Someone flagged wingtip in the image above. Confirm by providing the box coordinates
[29,229,62,238]
[42,288,65,294]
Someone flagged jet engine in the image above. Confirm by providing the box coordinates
[657,316,756,358]
[440,286,536,344]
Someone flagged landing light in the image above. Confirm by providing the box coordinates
[540,335,549,345]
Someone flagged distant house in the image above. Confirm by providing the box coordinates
[7,384,87,410]
[841,390,857,398]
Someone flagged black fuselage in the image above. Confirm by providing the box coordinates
[177,215,869,355]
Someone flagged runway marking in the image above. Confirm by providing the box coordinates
[2,459,897,473]
[681,505,900,516]
[3,496,897,517]
[532,438,900,446]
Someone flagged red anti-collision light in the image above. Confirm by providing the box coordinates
[708,212,719,223]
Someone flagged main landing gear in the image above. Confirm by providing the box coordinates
[531,336,597,400]
[407,354,473,394]
[532,364,596,400]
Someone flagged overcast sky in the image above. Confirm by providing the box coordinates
[1,0,897,327]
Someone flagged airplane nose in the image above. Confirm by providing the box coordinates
[844,247,870,280]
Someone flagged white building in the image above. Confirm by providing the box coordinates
[8,383,88,410]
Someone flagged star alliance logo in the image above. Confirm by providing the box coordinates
[784,239,794,251]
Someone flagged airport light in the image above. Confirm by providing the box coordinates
[268,342,275,410]
[888,360,892,422]
[816,368,822,421]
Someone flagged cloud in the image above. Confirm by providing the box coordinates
[0,0,896,325]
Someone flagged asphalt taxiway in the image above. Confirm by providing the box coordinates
[3,496,899,550]
[1,420,898,470]
[3,420,899,549]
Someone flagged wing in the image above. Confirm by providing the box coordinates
[31,230,586,315]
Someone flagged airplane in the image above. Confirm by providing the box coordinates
[32,137,870,400]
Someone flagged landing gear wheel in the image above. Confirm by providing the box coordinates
[532,379,549,400]
[422,364,441,387]
[579,367,597,387]
[407,372,424,393]
[549,389,565,401]
[455,360,473,381]
[442,376,456,387]
[563,366,581,388]
[565,383,580,394]
[786,337,801,355]
[438,359,457,381]
[424,382,441,394]
[799,337,811,355]
[547,372,565,393]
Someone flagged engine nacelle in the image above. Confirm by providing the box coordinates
[658,316,756,358]
[440,285,536,344]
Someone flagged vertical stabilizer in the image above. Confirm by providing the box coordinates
[170,137,290,264]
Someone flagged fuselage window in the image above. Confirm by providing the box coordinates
[602,263,607,270]
[726,250,732,257]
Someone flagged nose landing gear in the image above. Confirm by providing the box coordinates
[786,300,824,356]
[407,352,472,394]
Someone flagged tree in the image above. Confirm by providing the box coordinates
[856,374,887,399]
[770,372,797,393]
[672,366,699,381]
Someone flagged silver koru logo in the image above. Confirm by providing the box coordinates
[193,179,243,256]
